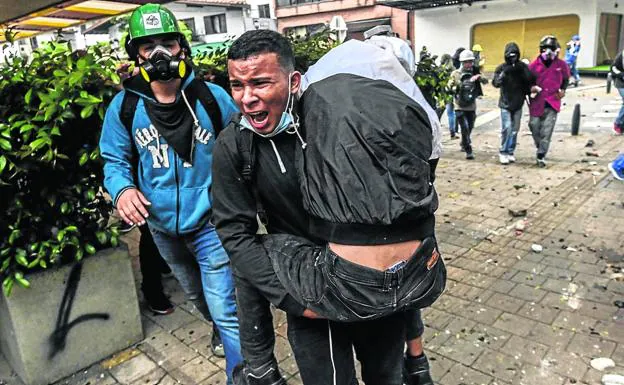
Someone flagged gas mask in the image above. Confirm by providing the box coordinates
[540,48,557,61]
[139,45,187,83]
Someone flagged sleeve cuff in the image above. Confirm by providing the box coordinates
[277,294,306,316]
[112,185,136,207]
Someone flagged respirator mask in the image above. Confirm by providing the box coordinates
[139,45,187,83]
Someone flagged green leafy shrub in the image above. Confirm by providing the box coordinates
[0,41,121,296]
[415,46,454,112]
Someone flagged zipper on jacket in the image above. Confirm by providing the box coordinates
[174,152,180,236]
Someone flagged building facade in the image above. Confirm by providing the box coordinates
[410,0,624,70]
[273,0,411,43]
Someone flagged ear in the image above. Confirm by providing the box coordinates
[290,71,302,94]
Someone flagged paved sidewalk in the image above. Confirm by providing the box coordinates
[1,83,622,385]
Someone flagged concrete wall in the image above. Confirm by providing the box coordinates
[412,0,624,67]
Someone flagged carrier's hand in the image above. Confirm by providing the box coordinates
[557,89,566,99]
[302,309,322,319]
[531,85,542,93]
[470,74,481,82]
[117,188,151,226]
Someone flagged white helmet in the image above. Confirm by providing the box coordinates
[364,27,416,77]
[459,50,475,62]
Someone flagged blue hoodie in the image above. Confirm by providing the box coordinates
[100,72,239,236]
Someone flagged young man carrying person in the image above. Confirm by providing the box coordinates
[212,30,442,385]
[99,4,242,382]
[528,35,570,168]
[492,42,535,165]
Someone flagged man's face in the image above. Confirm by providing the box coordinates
[228,53,300,134]
[137,35,181,62]
[462,60,474,70]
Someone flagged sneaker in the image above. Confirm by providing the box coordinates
[466,152,475,160]
[211,326,225,357]
[608,161,624,181]
[614,124,623,136]
[145,291,174,315]
[537,158,547,168]
[232,360,287,385]
[499,154,509,164]
[507,154,516,163]
[118,221,137,234]
[403,354,434,385]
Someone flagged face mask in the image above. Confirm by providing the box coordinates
[139,45,187,83]
[541,48,556,61]
[240,74,299,138]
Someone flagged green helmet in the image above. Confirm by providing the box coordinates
[128,4,181,43]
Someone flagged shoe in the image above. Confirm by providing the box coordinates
[499,154,509,164]
[118,221,137,234]
[608,161,624,181]
[537,158,547,168]
[507,154,516,163]
[614,124,623,136]
[466,152,475,160]
[211,326,225,357]
[145,291,174,315]
[403,354,434,385]
[232,361,287,385]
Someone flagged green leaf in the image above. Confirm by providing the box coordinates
[80,105,95,119]
[77,57,87,70]
[39,260,47,269]
[53,69,67,78]
[110,236,118,247]
[86,189,95,201]
[60,202,70,214]
[0,138,11,151]
[75,248,84,261]
[85,244,96,255]
[3,276,14,297]
[0,156,6,174]
[57,230,66,242]
[65,225,78,232]
[110,73,121,84]
[96,231,107,245]
[79,152,89,166]
[8,229,20,245]
[24,88,33,104]
[29,138,48,151]
[14,272,30,288]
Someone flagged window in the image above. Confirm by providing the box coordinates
[204,14,227,35]
[276,0,321,6]
[258,4,271,18]
[181,17,196,39]
[598,13,623,65]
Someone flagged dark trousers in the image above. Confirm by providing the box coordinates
[235,272,407,385]
[262,234,446,323]
[456,110,477,154]
[138,225,170,295]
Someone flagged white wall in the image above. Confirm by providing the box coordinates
[412,0,624,67]
[167,3,247,43]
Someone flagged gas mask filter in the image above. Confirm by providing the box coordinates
[139,45,187,83]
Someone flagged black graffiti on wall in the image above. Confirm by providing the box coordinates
[48,262,110,359]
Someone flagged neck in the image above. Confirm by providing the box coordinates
[150,78,182,104]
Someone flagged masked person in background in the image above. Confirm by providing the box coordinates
[472,44,485,73]
[565,35,582,87]
[492,42,535,164]
[99,4,242,383]
[528,35,570,168]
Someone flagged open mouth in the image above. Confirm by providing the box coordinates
[246,111,269,129]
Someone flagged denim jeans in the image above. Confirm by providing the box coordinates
[568,61,580,82]
[500,108,522,155]
[446,103,457,136]
[149,223,242,383]
[456,110,476,154]
[262,234,446,322]
[529,106,558,158]
[617,88,624,127]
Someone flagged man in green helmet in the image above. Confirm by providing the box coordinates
[99,4,243,383]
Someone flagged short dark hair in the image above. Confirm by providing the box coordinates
[228,30,295,72]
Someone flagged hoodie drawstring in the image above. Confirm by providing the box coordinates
[270,139,287,174]
[181,89,199,164]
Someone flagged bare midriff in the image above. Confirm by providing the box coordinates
[328,240,422,271]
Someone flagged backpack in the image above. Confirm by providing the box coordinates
[456,72,478,107]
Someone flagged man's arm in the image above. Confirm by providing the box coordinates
[492,64,505,88]
[211,130,306,316]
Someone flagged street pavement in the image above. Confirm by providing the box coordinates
[1,77,622,385]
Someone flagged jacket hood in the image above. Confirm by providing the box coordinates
[504,42,521,64]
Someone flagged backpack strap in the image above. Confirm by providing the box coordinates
[119,91,140,183]
[186,78,224,136]
[236,128,268,226]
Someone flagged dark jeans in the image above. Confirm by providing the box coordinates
[138,225,170,295]
[235,271,407,385]
[456,110,476,154]
[262,234,446,322]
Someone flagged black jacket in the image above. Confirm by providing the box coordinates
[492,42,535,112]
[212,123,308,316]
[612,52,624,89]
[298,74,438,244]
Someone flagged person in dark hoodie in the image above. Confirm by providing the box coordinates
[99,4,242,383]
[492,42,535,164]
